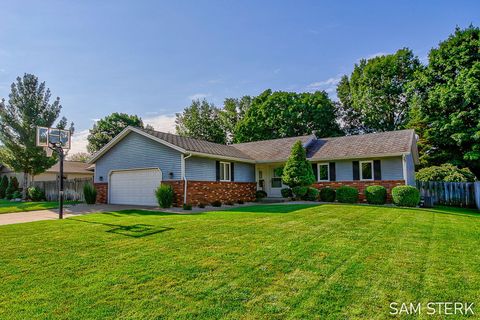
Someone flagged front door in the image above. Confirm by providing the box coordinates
[270,166,284,197]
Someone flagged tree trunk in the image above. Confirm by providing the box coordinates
[22,172,28,200]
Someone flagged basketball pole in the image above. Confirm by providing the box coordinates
[59,146,64,219]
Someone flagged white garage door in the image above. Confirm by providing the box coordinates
[110,168,162,206]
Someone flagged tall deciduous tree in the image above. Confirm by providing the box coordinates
[0,74,73,198]
[407,26,480,176]
[175,99,226,144]
[68,152,91,162]
[234,90,341,143]
[337,48,421,134]
[282,141,315,188]
[87,113,145,153]
[220,96,252,143]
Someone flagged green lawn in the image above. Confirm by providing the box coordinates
[0,204,479,319]
[0,199,66,214]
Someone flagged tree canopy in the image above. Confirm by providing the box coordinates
[220,96,252,143]
[68,152,91,162]
[234,90,341,143]
[337,48,421,134]
[175,99,226,144]
[407,26,480,176]
[416,164,476,182]
[0,74,73,198]
[87,113,145,153]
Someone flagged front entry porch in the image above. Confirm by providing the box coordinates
[256,164,287,198]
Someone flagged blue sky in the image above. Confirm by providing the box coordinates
[0,0,479,153]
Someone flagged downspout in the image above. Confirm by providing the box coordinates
[183,153,192,204]
[402,154,408,185]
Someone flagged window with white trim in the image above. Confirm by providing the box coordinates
[360,160,373,180]
[220,162,231,181]
[318,163,329,181]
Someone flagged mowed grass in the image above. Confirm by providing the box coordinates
[0,204,479,319]
[0,199,66,214]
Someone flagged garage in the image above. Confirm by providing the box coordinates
[109,168,162,206]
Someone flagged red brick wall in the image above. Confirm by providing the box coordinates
[313,180,405,202]
[94,183,108,204]
[163,180,185,206]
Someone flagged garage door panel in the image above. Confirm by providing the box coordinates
[110,169,161,206]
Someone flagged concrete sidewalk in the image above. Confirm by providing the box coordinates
[0,204,152,226]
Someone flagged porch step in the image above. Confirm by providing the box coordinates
[259,197,288,203]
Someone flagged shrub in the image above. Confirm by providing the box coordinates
[5,177,19,200]
[256,190,267,200]
[416,164,476,182]
[319,187,336,202]
[292,186,308,198]
[211,200,222,207]
[392,186,420,207]
[237,200,244,205]
[281,188,293,198]
[302,187,319,201]
[28,187,45,201]
[336,186,359,203]
[12,191,22,199]
[365,185,387,205]
[282,141,315,188]
[182,203,192,210]
[0,176,8,198]
[155,184,174,208]
[83,183,97,204]
[198,203,206,208]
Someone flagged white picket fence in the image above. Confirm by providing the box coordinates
[32,178,93,201]
[417,181,478,209]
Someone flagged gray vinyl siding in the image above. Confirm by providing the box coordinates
[185,156,255,182]
[381,157,404,180]
[405,153,416,186]
[94,132,182,182]
[315,157,404,181]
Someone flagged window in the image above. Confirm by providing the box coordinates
[220,162,231,181]
[271,167,283,188]
[360,160,373,180]
[317,163,329,181]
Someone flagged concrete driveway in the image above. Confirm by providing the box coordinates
[0,203,153,226]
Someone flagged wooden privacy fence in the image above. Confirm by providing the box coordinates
[416,181,478,208]
[33,178,93,201]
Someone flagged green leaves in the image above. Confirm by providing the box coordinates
[282,141,315,188]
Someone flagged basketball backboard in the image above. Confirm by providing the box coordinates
[36,126,71,151]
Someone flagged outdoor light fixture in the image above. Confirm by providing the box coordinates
[99,176,104,182]
[169,172,174,179]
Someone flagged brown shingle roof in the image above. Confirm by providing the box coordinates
[46,161,94,174]
[308,129,414,160]
[141,129,253,160]
[231,135,315,161]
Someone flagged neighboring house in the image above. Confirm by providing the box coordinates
[0,161,93,183]
[88,126,419,206]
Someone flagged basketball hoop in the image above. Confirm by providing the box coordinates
[36,126,72,219]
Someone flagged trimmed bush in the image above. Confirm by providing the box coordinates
[319,187,336,202]
[155,184,174,208]
[336,186,359,203]
[237,200,244,205]
[5,177,19,200]
[28,187,45,201]
[256,190,267,200]
[198,203,206,208]
[303,187,319,201]
[392,186,420,207]
[292,186,308,198]
[211,200,222,207]
[416,163,475,182]
[365,185,387,205]
[182,203,192,210]
[0,175,8,198]
[12,191,22,199]
[83,183,97,204]
[281,188,293,198]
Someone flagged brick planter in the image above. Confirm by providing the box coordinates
[94,183,108,204]
[313,180,405,202]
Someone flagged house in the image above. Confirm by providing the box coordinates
[0,161,94,183]
[88,126,418,206]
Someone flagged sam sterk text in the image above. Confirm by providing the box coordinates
[389,302,474,316]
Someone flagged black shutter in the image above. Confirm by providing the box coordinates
[312,163,318,181]
[230,162,235,181]
[374,160,381,180]
[329,162,336,181]
[353,161,360,180]
[216,161,220,181]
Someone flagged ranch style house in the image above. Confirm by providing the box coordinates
[88,127,419,206]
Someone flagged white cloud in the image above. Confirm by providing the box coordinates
[188,93,210,100]
[69,129,89,155]
[308,76,342,89]
[143,114,176,133]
